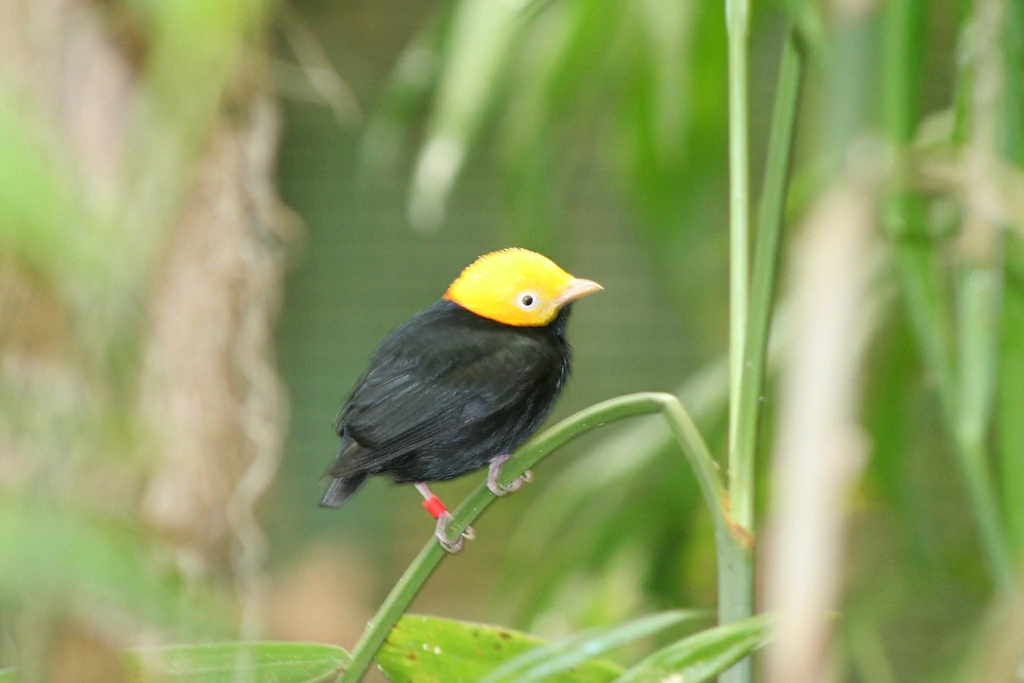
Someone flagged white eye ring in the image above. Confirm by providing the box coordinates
[516,291,541,311]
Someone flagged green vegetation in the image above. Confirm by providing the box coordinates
[1,0,1022,681]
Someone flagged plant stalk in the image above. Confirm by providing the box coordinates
[957,263,1012,587]
[726,0,751,515]
[720,29,804,683]
[339,392,736,683]
[731,31,803,545]
[724,3,752,678]
[999,0,1024,557]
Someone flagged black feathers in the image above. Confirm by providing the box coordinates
[318,301,572,507]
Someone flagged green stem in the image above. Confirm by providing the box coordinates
[339,392,735,683]
[726,0,751,510]
[889,246,1013,584]
[999,255,1024,557]
[732,32,803,541]
[957,265,1013,588]
[723,0,754,671]
[719,30,804,683]
[999,0,1024,558]
[1003,0,1023,165]
[885,0,1013,589]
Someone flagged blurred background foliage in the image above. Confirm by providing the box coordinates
[1,0,1023,681]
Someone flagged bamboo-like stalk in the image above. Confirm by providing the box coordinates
[723,1,752,678]
[719,30,805,683]
[725,0,751,522]
[339,392,737,683]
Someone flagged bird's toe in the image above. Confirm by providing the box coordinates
[487,468,533,496]
[435,512,473,553]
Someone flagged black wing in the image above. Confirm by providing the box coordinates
[325,304,564,481]
[330,338,555,476]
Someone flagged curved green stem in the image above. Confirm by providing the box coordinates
[339,392,735,683]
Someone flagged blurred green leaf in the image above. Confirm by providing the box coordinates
[500,0,628,246]
[954,263,1011,588]
[999,0,1024,559]
[377,614,623,683]
[359,6,449,174]
[0,91,107,287]
[0,668,18,682]
[409,0,534,231]
[781,0,826,63]
[144,0,268,137]
[621,0,720,239]
[0,503,223,637]
[999,237,1024,555]
[630,0,694,167]
[124,642,349,683]
[480,610,706,683]
[613,613,773,683]
[120,0,271,265]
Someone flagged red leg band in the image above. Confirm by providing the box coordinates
[423,495,447,519]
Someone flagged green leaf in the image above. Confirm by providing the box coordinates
[124,642,349,683]
[408,0,534,231]
[781,0,826,63]
[376,615,622,683]
[480,610,705,683]
[613,613,773,683]
[0,668,19,682]
[1002,238,1024,555]
[0,503,223,637]
[0,91,107,287]
[359,6,448,174]
[340,394,726,683]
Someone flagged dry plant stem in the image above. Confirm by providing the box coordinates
[763,181,878,683]
[338,392,735,683]
[967,577,1024,682]
[224,100,289,679]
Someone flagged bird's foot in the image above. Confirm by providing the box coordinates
[487,453,533,497]
[435,512,475,553]
[416,482,474,553]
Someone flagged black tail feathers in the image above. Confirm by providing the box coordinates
[319,472,368,508]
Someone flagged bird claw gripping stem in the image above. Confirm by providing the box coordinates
[487,453,533,496]
[435,511,475,553]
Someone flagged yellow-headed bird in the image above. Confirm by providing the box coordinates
[320,249,601,551]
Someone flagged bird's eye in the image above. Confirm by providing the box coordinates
[516,291,540,311]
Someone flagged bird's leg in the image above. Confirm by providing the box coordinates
[486,453,533,497]
[415,483,474,553]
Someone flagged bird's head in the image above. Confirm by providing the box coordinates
[444,248,602,327]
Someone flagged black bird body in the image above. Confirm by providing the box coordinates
[319,300,572,507]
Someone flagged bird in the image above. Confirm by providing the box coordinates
[319,248,602,552]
